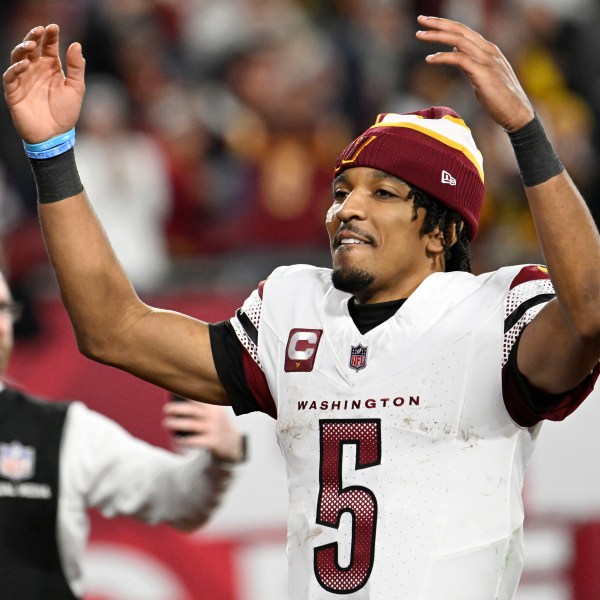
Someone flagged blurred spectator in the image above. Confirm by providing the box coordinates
[0,159,43,339]
[145,81,242,258]
[215,30,342,253]
[0,164,24,255]
[523,0,600,225]
[325,0,415,131]
[178,0,311,80]
[76,75,173,291]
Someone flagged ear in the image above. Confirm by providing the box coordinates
[450,221,463,246]
[425,226,446,255]
[426,222,460,254]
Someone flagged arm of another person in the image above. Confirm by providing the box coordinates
[417,16,600,395]
[2,25,227,403]
[62,402,242,532]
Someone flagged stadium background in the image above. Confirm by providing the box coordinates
[1,0,600,598]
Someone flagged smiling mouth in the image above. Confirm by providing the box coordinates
[333,232,375,250]
[334,228,376,249]
[334,237,371,251]
[340,238,367,246]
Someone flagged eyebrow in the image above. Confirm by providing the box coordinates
[369,170,406,184]
[333,170,408,186]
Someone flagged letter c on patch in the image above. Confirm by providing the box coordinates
[288,331,318,360]
[285,328,323,372]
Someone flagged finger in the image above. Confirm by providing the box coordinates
[422,47,486,73]
[164,399,220,418]
[418,15,502,57]
[163,416,207,434]
[40,24,61,59]
[417,15,487,45]
[163,401,208,418]
[174,434,211,449]
[19,26,45,61]
[3,59,30,88]
[416,28,493,65]
[65,42,85,90]
[22,25,45,43]
[10,40,39,65]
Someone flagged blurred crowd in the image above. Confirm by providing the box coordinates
[1,0,599,336]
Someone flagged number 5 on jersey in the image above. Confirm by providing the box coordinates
[314,419,382,594]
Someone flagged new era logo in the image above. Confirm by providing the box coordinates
[441,170,457,186]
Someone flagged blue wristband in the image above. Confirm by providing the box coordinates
[24,137,76,160]
[23,128,76,158]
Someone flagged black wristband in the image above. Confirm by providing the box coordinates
[28,147,84,204]
[507,116,564,187]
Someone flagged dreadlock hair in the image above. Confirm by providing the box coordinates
[408,187,472,273]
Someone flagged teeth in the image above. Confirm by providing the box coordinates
[341,238,364,244]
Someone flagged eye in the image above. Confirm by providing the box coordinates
[374,188,397,199]
[333,188,349,203]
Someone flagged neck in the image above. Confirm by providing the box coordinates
[354,269,439,304]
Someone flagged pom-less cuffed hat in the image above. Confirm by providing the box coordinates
[334,107,485,240]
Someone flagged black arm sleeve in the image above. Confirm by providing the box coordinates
[208,321,262,416]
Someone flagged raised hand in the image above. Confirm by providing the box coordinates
[3,24,85,143]
[416,15,534,132]
[163,397,245,463]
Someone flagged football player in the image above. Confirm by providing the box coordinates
[4,15,599,600]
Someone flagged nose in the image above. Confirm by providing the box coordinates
[0,313,13,346]
[334,190,368,223]
[0,314,12,338]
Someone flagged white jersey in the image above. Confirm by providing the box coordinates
[228,263,587,600]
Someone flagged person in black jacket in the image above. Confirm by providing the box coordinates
[0,270,245,599]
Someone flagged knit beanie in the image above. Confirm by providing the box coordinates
[334,107,485,240]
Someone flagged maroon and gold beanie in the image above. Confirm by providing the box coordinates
[334,107,485,240]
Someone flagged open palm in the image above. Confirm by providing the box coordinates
[3,24,85,143]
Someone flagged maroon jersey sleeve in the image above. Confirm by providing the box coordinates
[503,330,600,427]
[502,265,599,426]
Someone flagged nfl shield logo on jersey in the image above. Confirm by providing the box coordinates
[349,343,368,372]
[0,441,36,481]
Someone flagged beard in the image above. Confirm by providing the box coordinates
[331,266,374,296]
